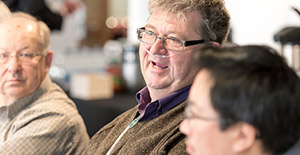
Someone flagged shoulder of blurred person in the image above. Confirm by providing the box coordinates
[83,0,230,154]
[0,1,11,20]
[45,0,81,17]
[181,45,300,155]
[1,0,65,30]
[0,11,89,154]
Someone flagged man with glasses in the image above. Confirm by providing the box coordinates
[83,0,230,154]
[0,11,89,154]
[180,45,300,155]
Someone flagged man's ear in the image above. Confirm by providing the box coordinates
[45,50,53,72]
[230,122,257,153]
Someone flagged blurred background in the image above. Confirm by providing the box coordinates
[3,0,299,137]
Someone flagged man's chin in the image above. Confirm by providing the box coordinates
[4,89,29,100]
[146,79,170,89]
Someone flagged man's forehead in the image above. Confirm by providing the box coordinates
[0,17,38,33]
[0,17,41,49]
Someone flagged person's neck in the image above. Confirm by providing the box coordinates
[0,95,17,106]
[148,88,169,102]
[148,85,183,102]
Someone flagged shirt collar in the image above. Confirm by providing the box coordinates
[135,85,191,121]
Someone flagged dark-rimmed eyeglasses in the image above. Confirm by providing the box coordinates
[137,27,205,52]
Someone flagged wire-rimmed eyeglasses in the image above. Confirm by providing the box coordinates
[0,49,46,65]
[137,27,206,53]
[184,103,222,122]
[184,102,261,139]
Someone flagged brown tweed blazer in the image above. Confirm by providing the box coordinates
[82,100,188,155]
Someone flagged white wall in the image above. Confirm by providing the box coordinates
[109,0,128,17]
[225,0,300,50]
[127,0,149,43]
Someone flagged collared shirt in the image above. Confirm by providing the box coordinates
[0,76,89,155]
[136,85,191,121]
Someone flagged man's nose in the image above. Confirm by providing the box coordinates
[179,119,190,135]
[7,56,21,73]
[148,37,168,56]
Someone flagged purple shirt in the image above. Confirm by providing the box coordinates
[135,85,191,121]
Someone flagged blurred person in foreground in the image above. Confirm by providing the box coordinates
[0,9,89,154]
[83,0,230,154]
[1,0,80,30]
[0,1,10,18]
[180,45,300,155]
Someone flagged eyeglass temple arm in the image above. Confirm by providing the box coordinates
[185,40,221,47]
[184,40,205,46]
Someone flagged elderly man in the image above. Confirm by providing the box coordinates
[180,45,300,155]
[83,0,230,154]
[0,11,89,154]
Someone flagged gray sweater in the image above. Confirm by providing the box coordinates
[83,100,188,155]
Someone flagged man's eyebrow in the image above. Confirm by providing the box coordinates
[15,46,31,53]
[0,47,7,51]
[188,99,203,112]
[144,25,185,39]
[0,46,29,52]
[144,24,156,30]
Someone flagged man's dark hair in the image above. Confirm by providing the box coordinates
[194,45,300,154]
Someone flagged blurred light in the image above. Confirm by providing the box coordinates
[106,16,118,29]
[121,17,128,28]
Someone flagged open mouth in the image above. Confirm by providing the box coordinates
[152,61,168,69]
